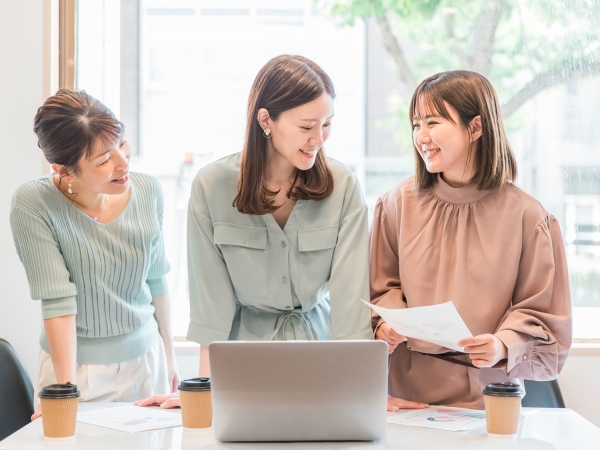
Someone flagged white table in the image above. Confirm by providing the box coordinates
[1,403,599,449]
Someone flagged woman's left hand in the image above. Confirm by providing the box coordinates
[458,334,508,368]
[167,357,181,393]
[135,393,181,409]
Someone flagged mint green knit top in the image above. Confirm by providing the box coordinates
[10,172,170,364]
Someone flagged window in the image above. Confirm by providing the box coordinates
[76,0,600,340]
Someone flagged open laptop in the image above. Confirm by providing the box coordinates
[209,340,388,442]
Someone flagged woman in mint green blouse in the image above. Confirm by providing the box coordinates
[137,55,383,410]
[185,55,373,352]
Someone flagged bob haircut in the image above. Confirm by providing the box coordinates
[409,70,517,190]
[34,89,124,175]
[233,55,335,215]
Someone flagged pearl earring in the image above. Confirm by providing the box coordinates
[263,128,272,138]
[67,181,72,194]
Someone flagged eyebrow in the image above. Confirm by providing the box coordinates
[300,114,335,122]
[413,115,440,121]
[94,138,122,159]
[94,147,112,159]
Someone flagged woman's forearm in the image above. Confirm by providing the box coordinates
[43,314,77,384]
[199,345,211,377]
[152,293,176,361]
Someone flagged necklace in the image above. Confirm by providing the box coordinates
[54,175,109,221]
[68,193,109,221]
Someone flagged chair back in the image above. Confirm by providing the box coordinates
[0,338,34,441]
[522,379,566,408]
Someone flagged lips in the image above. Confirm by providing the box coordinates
[299,149,317,159]
[112,173,129,184]
[423,148,440,158]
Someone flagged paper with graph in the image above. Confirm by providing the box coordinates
[77,405,182,433]
[387,406,486,431]
[362,300,472,352]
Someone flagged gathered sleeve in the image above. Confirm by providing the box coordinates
[186,181,238,346]
[10,204,78,319]
[327,176,372,340]
[495,215,572,379]
[369,195,407,329]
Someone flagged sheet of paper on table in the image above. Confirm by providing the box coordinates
[387,406,486,432]
[77,405,182,433]
[361,300,473,352]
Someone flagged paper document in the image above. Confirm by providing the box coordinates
[77,405,182,433]
[387,406,486,432]
[362,300,472,352]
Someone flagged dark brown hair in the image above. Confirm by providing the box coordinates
[409,70,517,190]
[33,89,124,174]
[233,55,335,215]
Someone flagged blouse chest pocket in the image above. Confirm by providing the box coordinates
[214,223,268,302]
[297,224,339,300]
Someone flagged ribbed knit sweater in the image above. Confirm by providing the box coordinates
[10,172,170,364]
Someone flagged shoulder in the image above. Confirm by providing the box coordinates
[193,153,241,189]
[130,171,163,194]
[326,157,362,194]
[11,176,55,213]
[500,183,549,229]
[189,153,241,214]
[377,176,420,208]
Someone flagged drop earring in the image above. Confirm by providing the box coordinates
[263,128,272,139]
[67,181,72,194]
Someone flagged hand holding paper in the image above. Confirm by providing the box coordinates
[362,300,472,352]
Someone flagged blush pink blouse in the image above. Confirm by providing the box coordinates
[370,174,572,409]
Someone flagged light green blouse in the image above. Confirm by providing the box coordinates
[186,153,372,345]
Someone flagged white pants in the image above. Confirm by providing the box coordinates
[34,335,169,409]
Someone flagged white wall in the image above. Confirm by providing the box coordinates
[558,348,600,427]
[0,0,54,379]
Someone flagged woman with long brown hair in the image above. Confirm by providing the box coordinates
[137,55,427,410]
[370,70,572,410]
[10,89,179,419]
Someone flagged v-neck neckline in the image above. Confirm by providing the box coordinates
[49,174,135,226]
[266,199,306,235]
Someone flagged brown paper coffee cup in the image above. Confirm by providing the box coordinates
[178,377,212,429]
[482,382,523,437]
[40,396,79,438]
[484,394,521,435]
[180,390,212,428]
[38,382,81,438]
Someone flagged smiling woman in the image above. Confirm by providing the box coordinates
[9,89,180,419]
[370,71,572,410]
[135,55,428,412]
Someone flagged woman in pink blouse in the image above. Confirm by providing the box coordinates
[370,70,572,410]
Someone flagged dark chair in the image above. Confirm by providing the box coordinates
[521,379,566,408]
[0,338,34,441]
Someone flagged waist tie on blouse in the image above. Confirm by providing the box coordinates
[268,310,319,341]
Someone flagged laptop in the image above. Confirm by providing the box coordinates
[209,340,388,442]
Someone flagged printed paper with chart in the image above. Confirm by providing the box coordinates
[387,406,487,431]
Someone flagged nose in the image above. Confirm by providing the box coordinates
[114,147,130,168]
[308,126,326,148]
[415,126,431,147]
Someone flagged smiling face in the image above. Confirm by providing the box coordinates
[261,93,334,172]
[412,100,481,187]
[61,136,131,195]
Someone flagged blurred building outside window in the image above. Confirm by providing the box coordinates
[76,0,600,341]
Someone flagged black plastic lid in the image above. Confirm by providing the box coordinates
[38,382,81,399]
[482,382,524,397]
[178,377,211,392]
